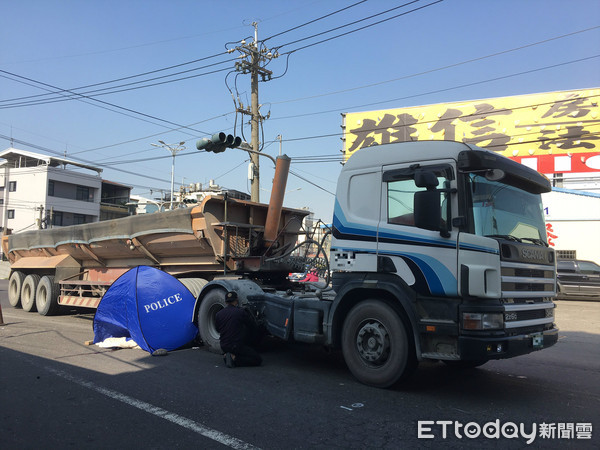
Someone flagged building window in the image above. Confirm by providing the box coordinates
[48,180,55,196]
[0,199,3,205]
[8,181,16,192]
[73,214,86,225]
[7,209,15,219]
[76,185,92,202]
[52,211,63,226]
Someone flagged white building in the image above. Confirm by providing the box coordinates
[543,188,600,263]
[0,148,103,233]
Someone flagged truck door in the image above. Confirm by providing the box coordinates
[379,161,459,297]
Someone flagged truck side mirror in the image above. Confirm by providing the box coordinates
[414,170,439,189]
[414,190,442,232]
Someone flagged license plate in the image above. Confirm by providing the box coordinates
[532,332,543,349]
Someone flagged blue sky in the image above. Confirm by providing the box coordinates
[1,0,599,221]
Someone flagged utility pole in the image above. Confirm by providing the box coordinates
[151,140,186,210]
[231,22,276,202]
[37,205,44,229]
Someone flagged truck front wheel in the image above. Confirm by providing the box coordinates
[21,274,41,312]
[8,271,25,308]
[197,289,227,353]
[36,276,60,316]
[342,299,416,388]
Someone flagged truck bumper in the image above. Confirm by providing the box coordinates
[458,327,559,361]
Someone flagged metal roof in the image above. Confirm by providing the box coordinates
[0,148,103,174]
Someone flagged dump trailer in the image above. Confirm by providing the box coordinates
[4,140,559,388]
[3,191,309,315]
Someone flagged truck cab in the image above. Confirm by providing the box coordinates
[329,141,557,381]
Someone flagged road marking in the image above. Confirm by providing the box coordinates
[44,365,260,450]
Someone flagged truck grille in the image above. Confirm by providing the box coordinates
[500,261,556,330]
[501,262,555,298]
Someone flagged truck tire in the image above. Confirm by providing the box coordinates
[179,277,208,299]
[21,274,41,312]
[341,299,416,388]
[197,288,227,353]
[8,271,25,308]
[36,276,61,316]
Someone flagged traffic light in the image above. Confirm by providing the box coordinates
[196,132,242,153]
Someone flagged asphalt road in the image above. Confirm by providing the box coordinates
[1,279,598,449]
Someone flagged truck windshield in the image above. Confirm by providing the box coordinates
[467,173,547,245]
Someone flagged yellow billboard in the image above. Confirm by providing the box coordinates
[343,88,600,172]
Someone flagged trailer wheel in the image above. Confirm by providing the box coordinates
[36,276,60,316]
[197,288,227,353]
[21,274,41,312]
[342,299,416,388]
[8,271,25,308]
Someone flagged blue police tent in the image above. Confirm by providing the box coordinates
[93,266,198,353]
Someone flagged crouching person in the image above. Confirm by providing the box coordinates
[215,291,262,368]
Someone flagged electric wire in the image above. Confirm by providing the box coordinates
[0,64,233,110]
[269,25,600,106]
[270,55,600,121]
[0,51,231,104]
[276,0,443,56]
[262,0,369,42]
[0,70,212,136]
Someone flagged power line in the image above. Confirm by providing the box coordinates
[0,53,232,105]
[289,170,336,196]
[263,0,369,42]
[72,112,234,156]
[269,26,600,107]
[0,64,232,110]
[76,26,599,161]
[277,0,444,56]
[0,1,439,111]
[273,0,424,51]
[0,134,172,187]
[271,55,600,121]
[0,70,212,136]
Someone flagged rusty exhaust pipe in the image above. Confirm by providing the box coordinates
[263,154,291,245]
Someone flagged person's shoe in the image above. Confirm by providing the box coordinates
[224,353,234,368]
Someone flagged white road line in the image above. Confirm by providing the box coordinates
[44,365,261,450]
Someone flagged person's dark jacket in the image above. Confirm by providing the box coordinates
[215,304,256,352]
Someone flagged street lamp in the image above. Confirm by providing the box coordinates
[151,140,185,210]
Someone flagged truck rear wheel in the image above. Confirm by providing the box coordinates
[342,299,416,388]
[8,271,25,308]
[36,276,60,316]
[197,288,227,353]
[21,274,41,312]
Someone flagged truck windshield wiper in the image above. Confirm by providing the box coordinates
[485,234,522,242]
[520,237,548,246]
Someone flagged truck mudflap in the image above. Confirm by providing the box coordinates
[458,327,559,361]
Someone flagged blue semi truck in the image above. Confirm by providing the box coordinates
[195,140,558,387]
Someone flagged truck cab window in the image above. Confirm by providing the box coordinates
[467,173,547,244]
[387,171,450,228]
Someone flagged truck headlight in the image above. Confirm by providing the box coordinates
[463,312,504,330]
